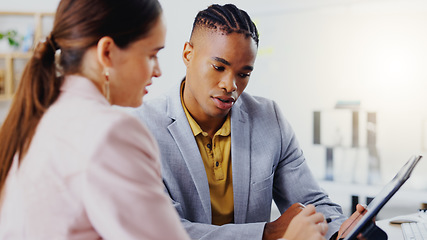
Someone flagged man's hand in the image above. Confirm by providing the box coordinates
[336,204,367,240]
[262,203,305,240]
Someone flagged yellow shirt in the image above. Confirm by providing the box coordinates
[181,85,234,225]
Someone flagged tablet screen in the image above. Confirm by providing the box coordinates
[343,155,422,240]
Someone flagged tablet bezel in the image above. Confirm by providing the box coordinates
[343,155,422,240]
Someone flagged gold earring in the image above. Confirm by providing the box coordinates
[103,69,111,103]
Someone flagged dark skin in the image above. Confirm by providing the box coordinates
[263,203,367,240]
[263,203,306,240]
[182,28,256,138]
[182,25,367,240]
[337,204,368,239]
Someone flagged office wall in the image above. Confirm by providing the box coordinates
[1,0,427,190]
[254,0,427,189]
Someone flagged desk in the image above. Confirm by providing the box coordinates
[376,219,403,239]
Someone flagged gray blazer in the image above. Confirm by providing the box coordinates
[132,81,345,240]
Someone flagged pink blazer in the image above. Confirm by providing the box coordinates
[0,75,190,240]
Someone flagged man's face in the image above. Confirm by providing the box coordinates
[182,30,257,122]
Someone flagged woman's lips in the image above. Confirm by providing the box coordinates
[144,82,152,94]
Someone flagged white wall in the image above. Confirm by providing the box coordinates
[2,0,427,192]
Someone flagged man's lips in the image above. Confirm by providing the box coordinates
[217,96,235,103]
[212,95,236,110]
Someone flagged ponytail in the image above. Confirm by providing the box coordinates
[0,36,62,192]
[0,0,162,194]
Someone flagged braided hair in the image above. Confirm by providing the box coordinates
[191,4,259,47]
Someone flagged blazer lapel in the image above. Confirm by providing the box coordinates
[230,100,251,224]
[166,83,212,222]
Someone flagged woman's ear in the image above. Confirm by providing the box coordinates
[182,42,194,67]
[97,36,115,68]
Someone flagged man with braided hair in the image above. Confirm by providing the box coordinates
[134,3,365,240]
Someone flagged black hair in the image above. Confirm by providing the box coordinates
[191,4,259,47]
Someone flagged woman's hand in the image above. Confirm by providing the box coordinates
[282,204,328,240]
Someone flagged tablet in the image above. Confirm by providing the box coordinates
[343,155,422,240]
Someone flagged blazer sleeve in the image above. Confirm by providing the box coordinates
[82,114,190,240]
[270,101,346,239]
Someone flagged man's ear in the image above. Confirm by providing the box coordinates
[97,36,115,68]
[182,41,194,67]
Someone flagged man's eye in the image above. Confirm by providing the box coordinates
[239,73,251,78]
[212,64,225,71]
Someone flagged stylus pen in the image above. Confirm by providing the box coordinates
[326,215,340,223]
